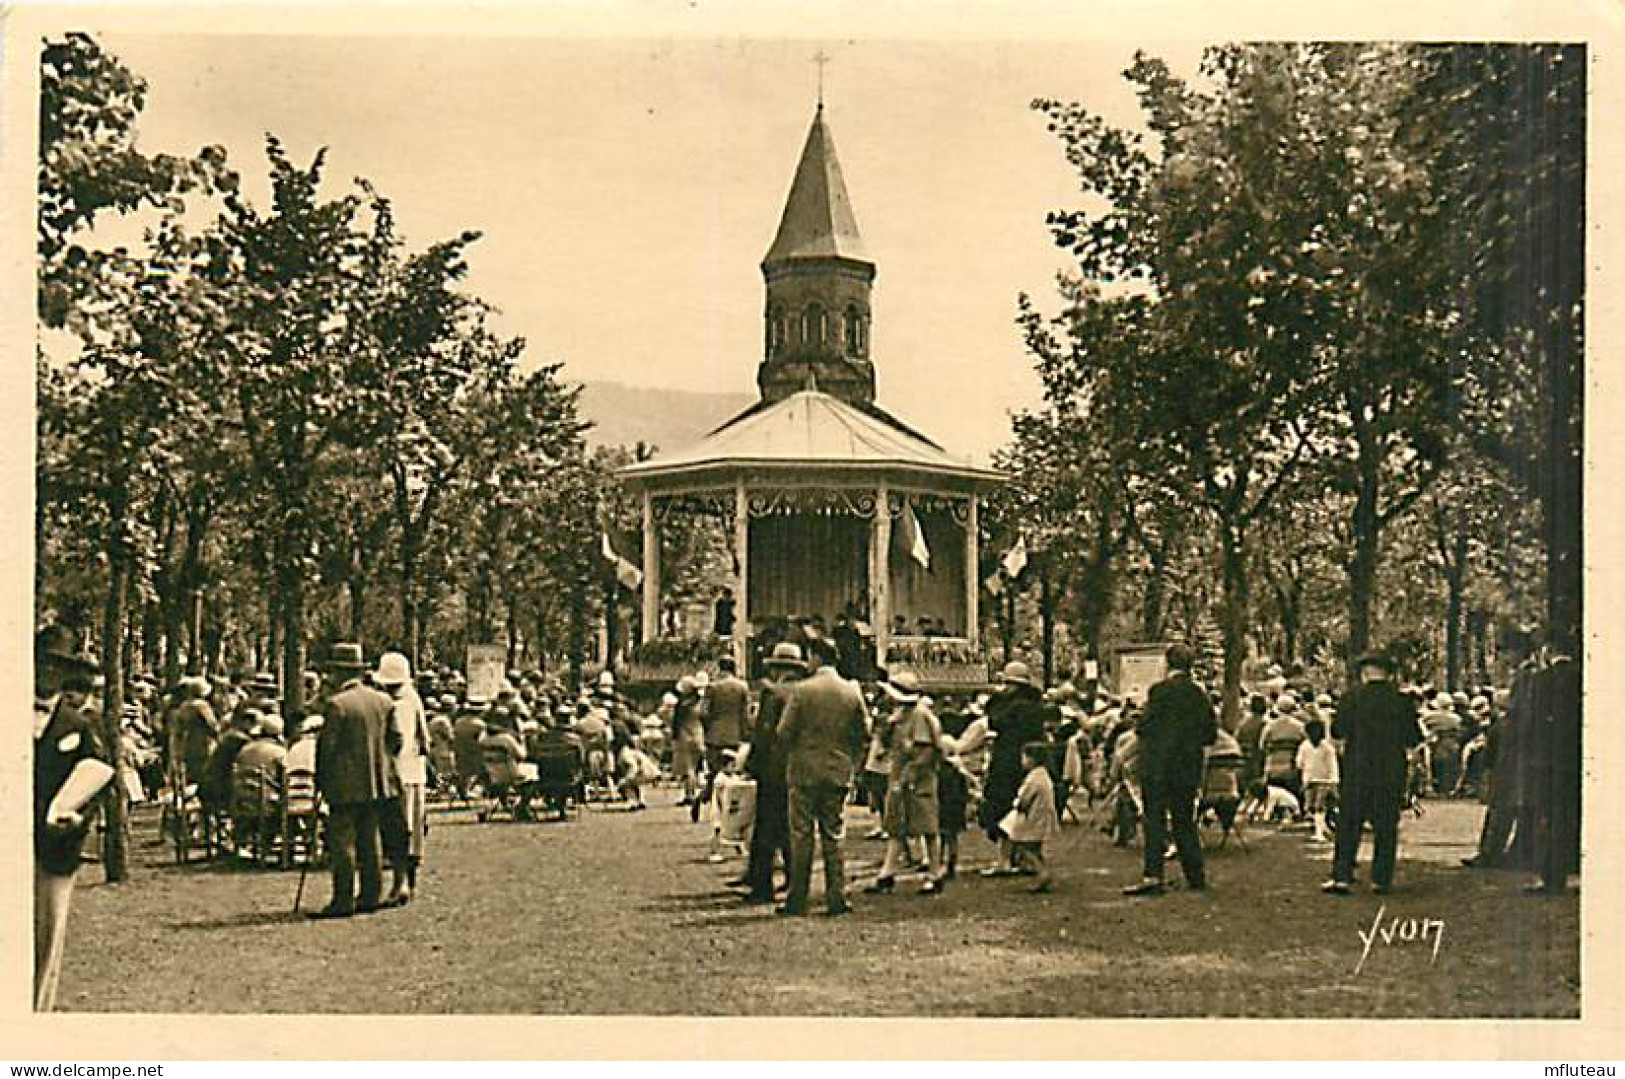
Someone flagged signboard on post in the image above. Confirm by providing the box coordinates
[1114,643,1168,705]
[466,643,507,700]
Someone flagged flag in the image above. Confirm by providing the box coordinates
[601,532,643,591]
[1001,536,1029,579]
[899,502,931,570]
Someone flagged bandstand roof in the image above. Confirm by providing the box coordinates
[617,388,1002,491]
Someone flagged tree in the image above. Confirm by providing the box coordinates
[38,34,234,881]
[342,185,528,665]
[457,366,591,675]
[1031,50,1326,725]
[1419,45,1584,657]
[192,137,377,726]
[38,33,229,335]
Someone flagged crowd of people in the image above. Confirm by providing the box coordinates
[31,621,1581,1001]
[667,636,1581,913]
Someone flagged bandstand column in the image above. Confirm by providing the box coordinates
[965,493,980,648]
[871,481,892,672]
[733,480,750,670]
[640,490,659,645]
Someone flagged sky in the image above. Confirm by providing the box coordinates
[101,33,1202,461]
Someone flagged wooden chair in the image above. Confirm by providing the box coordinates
[280,768,323,869]
[169,769,216,865]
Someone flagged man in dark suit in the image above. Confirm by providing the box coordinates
[312,642,399,918]
[1527,648,1580,895]
[702,656,751,807]
[776,636,868,916]
[1124,643,1217,896]
[33,626,113,1011]
[737,642,807,904]
[1325,650,1422,895]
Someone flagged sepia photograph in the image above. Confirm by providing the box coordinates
[20,8,1596,1043]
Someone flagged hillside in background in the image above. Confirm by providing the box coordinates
[575,381,755,454]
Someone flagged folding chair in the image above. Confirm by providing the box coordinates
[1200,753,1248,850]
[478,745,540,822]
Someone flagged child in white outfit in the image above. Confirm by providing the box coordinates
[1295,718,1340,841]
[999,744,1061,893]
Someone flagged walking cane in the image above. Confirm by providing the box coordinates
[292,792,322,915]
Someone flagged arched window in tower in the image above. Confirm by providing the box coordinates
[844,305,863,355]
[766,307,783,355]
[803,303,826,346]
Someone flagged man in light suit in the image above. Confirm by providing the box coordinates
[776,637,868,917]
[312,642,399,919]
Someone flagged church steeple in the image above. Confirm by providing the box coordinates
[758,106,877,406]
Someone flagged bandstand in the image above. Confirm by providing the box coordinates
[617,103,1003,686]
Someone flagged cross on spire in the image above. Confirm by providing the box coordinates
[812,49,831,109]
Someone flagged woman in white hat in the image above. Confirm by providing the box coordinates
[375,651,429,906]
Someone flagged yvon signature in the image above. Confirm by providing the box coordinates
[1354,904,1445,975]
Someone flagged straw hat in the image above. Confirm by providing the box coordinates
[765,642,807,671]
[998,661,1036,688]
[883,669,922,704]
[326,642,366,673]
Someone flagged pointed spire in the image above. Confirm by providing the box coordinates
[763,107,868,265]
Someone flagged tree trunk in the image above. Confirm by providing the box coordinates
[1217,517,1249,731]
[506,597,520,670]
[602,573,619,673]
[568,577,587,693]
[275,517,306,731]
[1039,564,1055,686]
[1140,543,1169,642]
[1074,521,1117,661]
[1444,526,1469,691]
[279,567,306,734]
[140,600,159,675]
[179,499,209,679]
[1000,588,1015,664]
[1346,436,1381,671]
[472,556,494,644]
[161,591,185,688]
[1282,580,1302,666]
[348,572,365,647]
[401,533,420,669]
[1540,49,1585,659]
[98,496,133,883]
[267,587,282,684]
